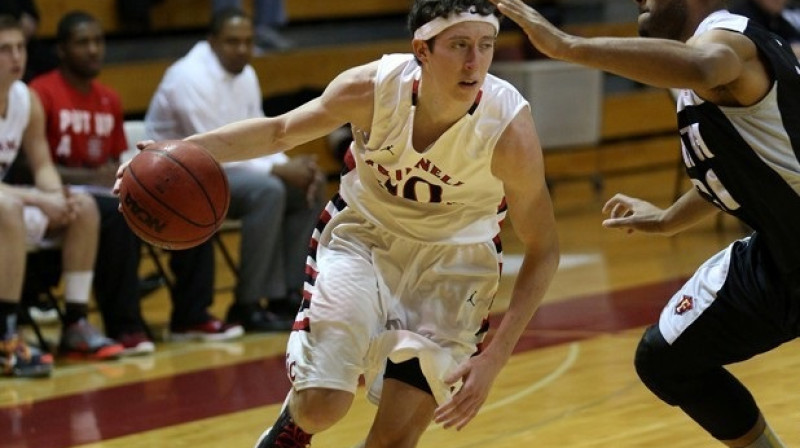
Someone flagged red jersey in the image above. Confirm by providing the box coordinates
[29,70,127,168]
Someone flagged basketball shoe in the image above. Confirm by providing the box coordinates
[27,303,60,325]
[59,318,124,360]
[117,331,156,356]
[1,335,53,378]
[254,405,312,448]
[226,303,293,333]
[170,318,244,342]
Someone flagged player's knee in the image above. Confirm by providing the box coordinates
[0,193,25,232]
[256,175,287,203]
[292,388,353,433]
[237,176,286,218]
[72,193,100,229]
[634,326,683,406]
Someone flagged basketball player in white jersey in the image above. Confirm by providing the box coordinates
[117,1,560,446]
[494,0,800,446]
[0,15,113,378]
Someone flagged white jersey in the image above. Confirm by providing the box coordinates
[339,54,528,244]
[0,81,30,180]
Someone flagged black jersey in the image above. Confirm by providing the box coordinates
[676,10,800,281]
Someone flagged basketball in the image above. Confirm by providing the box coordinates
[119,140,230,250]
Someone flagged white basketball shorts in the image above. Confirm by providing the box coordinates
[286,206,501,405]
[24,206,50,246]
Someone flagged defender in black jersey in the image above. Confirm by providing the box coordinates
[495,0,799,446]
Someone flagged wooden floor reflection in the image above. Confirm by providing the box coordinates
[4,168,798,448]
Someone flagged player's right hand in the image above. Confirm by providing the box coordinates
[36,188,73,226]
[488,0,567,59]
[113,140,155,197]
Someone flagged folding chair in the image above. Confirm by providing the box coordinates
[20,240,65,354]
[212,220,241,292]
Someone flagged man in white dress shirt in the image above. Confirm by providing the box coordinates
[145,7,325,332]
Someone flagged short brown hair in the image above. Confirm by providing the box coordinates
[0,15,22,34]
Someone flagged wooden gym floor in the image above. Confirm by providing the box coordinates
[3,167,799,448]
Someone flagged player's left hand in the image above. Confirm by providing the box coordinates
[602,193,667,234]
[112,161,130,198]
[35,188,73,226]
[433,351,504,430]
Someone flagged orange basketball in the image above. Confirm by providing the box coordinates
[119,140,230,250]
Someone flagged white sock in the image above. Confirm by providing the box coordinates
[63,271,93,304]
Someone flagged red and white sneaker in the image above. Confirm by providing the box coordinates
[117,332,155,356]
[254,405,312,448]
[169,318,244,342]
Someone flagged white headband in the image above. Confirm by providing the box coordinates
[413,9,500,40]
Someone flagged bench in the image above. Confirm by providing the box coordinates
[36,0,410,38]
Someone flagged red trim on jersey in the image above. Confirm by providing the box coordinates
[468,89,483,115]
[497,197,507,212]
[344,146,356,171]
[412,78,420,106]
[292,317,311,332]
[410,77,482,114]
[304,265,318,281]
[319,209,332,226]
